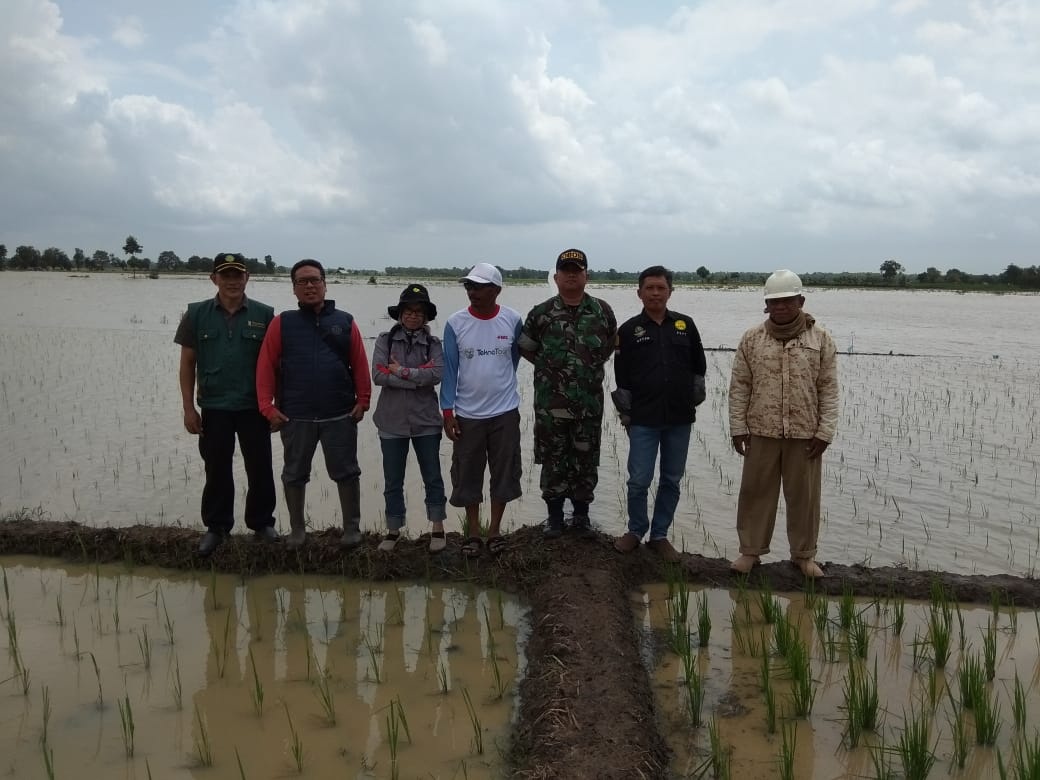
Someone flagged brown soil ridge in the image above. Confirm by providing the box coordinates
[2,514,1038,779]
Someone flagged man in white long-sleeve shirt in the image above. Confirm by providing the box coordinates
[440,263,523,558]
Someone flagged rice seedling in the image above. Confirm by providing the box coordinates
[974,689,1002,746]
[869,735,894,780]
[54,586,65,628]
[757,588,781,625]
[248,648,264,716]
[483,606,508,699]
[926,600,953,669]
[39,685,51,747]
[159,587,175,645]
[959,651,985,710]
[314,665,336,725]
[696,591,711,648]
[170,655,183,710]
[437,660,449,694]
[460,687,484,755]
[786,635,816,718]
[764,683,777,735]
[811,597,829,636]
[193,703,213,767]
[897,706,937,780]
[943,685,969,770]
[681,645,704,727]
[88,652,103,709]
[117,691,135,757]
[137,625,151,669]
[704,715,731,779]
[1011,672,1027,730]
[72,620,80,658]
[214,608,232,679]
[891,595,905,635]
[983,618,998,681]
[772,611,794,659]
[778,719,797,780]
[849,611,869,659]
[363,634,382,683]
[42,745,55,780]
[759,647,771,693]
[1010,730,1040,777]
[235,747,247,780]
[838,582,855,631]
[283,702,304,773]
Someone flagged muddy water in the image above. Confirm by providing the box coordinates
[638,583,1040,779]
[0,556,525,778]
[1,274,1038,575]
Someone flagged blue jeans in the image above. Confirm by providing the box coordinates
[626,424,691,540]
[380,434,447,531]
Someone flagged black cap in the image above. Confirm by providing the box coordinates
[388,283,437,322]
[556,248,588,271]
[213,252,247,273]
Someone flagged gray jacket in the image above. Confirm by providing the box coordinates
[371,324,444,437]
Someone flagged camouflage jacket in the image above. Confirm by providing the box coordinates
[519,294,617,419]
[728,320,839,442]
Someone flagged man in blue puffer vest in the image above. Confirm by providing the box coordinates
[175,252,278,556]
[256,259,372,549]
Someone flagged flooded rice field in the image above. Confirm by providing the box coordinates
[0,273,1037,576]
[0,555,525,778]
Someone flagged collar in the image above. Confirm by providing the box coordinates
[214,294,249,314]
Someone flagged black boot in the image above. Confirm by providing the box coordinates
[570,500,594,538]
[543,498,565,539]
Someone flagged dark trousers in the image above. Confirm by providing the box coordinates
[199,408,276,532]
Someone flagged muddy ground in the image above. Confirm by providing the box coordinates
[2,512,1039,779]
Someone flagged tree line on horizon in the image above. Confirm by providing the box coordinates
[1,240,1037,291]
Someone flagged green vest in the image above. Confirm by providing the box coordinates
[187,296,274,410]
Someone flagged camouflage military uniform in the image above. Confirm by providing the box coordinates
[520,295,617,503]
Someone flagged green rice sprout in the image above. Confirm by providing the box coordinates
[945,694,968,771]
[248,648,264,716]
[137,625,151,669]
[214,608,232,679]
[982,618,998,681]
[974,689,1002,746]
[1011,672,1027,731]
[171,655,183,711]
[118,691,135,757]
[363,635,382,683]
[88,652,103,709]
[235,747,248,780]
[460,687,483,755]
[193,703,213,767]
[313,665,336,725]
[838,582,855,630]
[696,591,711,648]
[958,651,985,711]
[778,718,797,780]
[897,706,937,780]
[283,702,304,773]
[159,587,175,645]
[707,715,732,779]
[764,683,777,735]
[786,635,816,718]
[849,611,869,659]
[42,744,56,780]
[437,660,449,694]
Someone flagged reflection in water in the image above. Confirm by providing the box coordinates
[638,583,1040,780]
[0,557,526,778]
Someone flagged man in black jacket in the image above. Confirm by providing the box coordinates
[612,266,706,562]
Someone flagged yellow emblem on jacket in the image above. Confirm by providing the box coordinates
[675,320,687,331]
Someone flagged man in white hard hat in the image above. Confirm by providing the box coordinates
[728,270,839,578]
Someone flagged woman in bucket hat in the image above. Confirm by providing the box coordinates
[371,284,448,552]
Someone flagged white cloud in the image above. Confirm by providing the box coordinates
[406,18,449,65]
[111,15,145,48]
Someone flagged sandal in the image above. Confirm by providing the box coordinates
[429,531,446,553]
[377,532,400,552]
[487,536,507,557]
[461,536,484,558]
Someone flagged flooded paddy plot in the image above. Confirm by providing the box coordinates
[638,580,1040,779]
[1,275,1038,576]
[0,556,525,778]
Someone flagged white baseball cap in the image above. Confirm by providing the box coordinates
[460,262,503,287]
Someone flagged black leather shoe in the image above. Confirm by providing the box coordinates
[198,531,226,556]
[253,526,280,542]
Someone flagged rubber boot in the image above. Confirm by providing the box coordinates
[543,498,565,539]
[338,479,362,548]
[284,484,307,549]
[570,499,593,538]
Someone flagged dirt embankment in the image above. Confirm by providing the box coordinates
[2,514,1038,779]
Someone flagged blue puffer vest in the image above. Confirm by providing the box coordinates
[278,301,356,420]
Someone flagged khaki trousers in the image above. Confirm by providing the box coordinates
[736,435,822,559]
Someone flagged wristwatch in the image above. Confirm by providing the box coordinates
[401,367,411,379]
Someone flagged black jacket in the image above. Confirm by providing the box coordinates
[615,309,706,426]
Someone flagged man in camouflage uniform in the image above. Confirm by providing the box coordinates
[519,248,617,538]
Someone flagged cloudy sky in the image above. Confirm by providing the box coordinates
[2,0,1037,274]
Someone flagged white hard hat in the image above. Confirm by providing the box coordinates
[763,269,803,299]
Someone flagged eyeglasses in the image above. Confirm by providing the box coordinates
[400,308,426,317]
[463,281,493,291]
[293,277,324,288]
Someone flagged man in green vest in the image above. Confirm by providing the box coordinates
[175,252,278,555]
